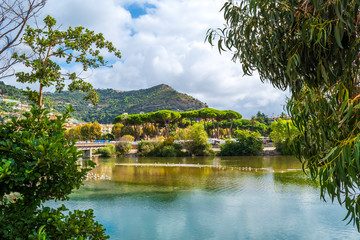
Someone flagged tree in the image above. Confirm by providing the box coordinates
[150,110,181,138]
[207,0,360,229]
[125,114,144,141]
[112,123,124,140]
[0,0,46,77]
[184,123,213,156]
[80,122,91,140]
[197,108,220,138]
[223,110,242,138]
[80,122,102,141]
[254,111,269,126]
[0,107,109,239]
[65,125,81,142]
[0,15,120,237]
[101,133,115,141]
[270,119,299,155]
[13,15,121,107]
[89,121,102,141]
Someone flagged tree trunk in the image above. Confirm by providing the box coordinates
[165,120,170,138]
[212,120,216,138]
[39,83,43,108]
[230,120,234,138]
[142,123,146,140]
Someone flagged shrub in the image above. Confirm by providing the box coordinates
[137,138,185,157]
[220,130,263,156]
[161,145,177,157]
[116,135,135,156]
[96,144,116,157]
[184,124,214,156]
[137,141,156,156]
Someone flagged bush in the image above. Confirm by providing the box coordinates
[220,130,263,156]
[96,144,116,157]
[137,141,156,156]
[161,145,177,157]
[184,124,214,156]
[116,135,134,156]
[137,138,186,157]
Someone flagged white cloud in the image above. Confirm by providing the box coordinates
[4,0,289,118]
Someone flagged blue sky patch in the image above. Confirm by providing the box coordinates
[124,3,156,19]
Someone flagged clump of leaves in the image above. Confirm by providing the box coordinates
[13,15,121,107]
[0,105,109,239]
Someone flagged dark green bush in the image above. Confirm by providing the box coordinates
[137,138,186,157]
[96,144,116,157]
[161,145,177,157]
[220,130,263,156]
[137,141,156,156]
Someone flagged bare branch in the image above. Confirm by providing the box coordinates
[0,0,46,77]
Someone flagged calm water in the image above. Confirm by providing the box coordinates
[48,156,359,239]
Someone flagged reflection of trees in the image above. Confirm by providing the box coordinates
[273,172,319,188]
[83,156,311,196]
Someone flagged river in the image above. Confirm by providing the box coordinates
[47,155,359,239]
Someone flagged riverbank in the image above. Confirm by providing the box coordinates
[122,146,280,157]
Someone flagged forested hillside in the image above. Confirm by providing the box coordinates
[0,81,27,101]
[0,82,207,123]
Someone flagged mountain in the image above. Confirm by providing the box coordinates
[41,84,207,123]
[0,81,27,101]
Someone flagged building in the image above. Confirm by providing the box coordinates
[100,124,114,134]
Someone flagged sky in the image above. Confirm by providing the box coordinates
[6,0,290,119]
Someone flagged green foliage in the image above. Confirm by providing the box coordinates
[184,124,214,156]
[160,145,177,157]
[13,15,121,106]
[137,141,157,157]
[0,81,28,102]
[208,0,360,230]
[137,138,185,157]
[79,122,102,141]
[111,123,124,140]
[270,119,299,155]
[0,106,108,239]
[45,84,206,123]
[65,125,82,142]
[221,130,263,156]
[118,125,134,137]
[101,133,115,141]
[116,135,134,156]
[96,144,116,157]
[254,111,270,126]
[143,124,157,138]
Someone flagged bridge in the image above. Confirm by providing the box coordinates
[75,142,116,158]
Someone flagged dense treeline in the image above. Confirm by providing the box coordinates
[113,108,243,140]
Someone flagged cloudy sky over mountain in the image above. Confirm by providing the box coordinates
[7,0,290,118]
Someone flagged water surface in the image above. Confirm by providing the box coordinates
[49,156,358,239]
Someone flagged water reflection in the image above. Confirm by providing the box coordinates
[58,156,358,239]
[76,156,315,198]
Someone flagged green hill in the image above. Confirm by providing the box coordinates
[45,84,207,123]
[0,81,27,101]
[0,82,205,123]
